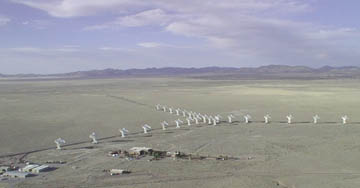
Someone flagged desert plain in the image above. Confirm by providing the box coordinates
[1,77,360,187]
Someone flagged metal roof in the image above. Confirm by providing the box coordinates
[32,165,49,173]
[22,164,39,172]
[3,171,30,178]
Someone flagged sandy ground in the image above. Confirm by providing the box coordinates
[1,78,360,187]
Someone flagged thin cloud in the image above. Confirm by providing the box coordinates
[6,0,360,69]
[11,0,310,18]
[116,9,170,27]
[11,0,144,18]
[9,47,43,53]
[137,42,194,49]
[21,19,53,29]
[99,47,136,53]
[7,47,80,53]
[0,16,11,26]
[85,9,175,30]
[137,42,162,48]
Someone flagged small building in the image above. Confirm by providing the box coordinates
[46,160,66,164]
[31,165,49,173]
[22,164,39,173]
[2,171,30,178]
[0,166,10,172]
[109,169,130,175]
[129,147,153,156]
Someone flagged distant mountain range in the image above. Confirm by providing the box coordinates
[2,65,360,80]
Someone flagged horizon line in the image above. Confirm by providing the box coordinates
[2,64,359,76]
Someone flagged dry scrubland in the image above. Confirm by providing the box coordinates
[1,78,360,187]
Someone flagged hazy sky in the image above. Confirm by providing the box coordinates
[0,0,360,74]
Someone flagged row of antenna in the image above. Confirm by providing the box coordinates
[156,104,349,125]
[53,104,350,150]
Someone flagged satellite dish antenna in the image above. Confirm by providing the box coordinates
[142,124,152,134]
[228,114,235,123]
[201,115,207,123]
[54,138,66,150]
[207,116,213,125]
[194,117,199,124]
[313,115,320,124]
[342,115,348,124]
[89,132,98,144]
[244,114,251,124]
[175,108,180,116]
[215,115,222,123]
[182,110,187,117]
[211,117,217,126]
[162,106,167,112]
[190,113,195,119]
[169,107,173,114]
[286,114,293,124]
[195,113,201,120]
[161,121,169,130]
[175,120,181,128]
[119,128,129,137]
[175,119,183,128]
[186,118,192,126]
[156,104,161,111]
[264,114,271,124]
